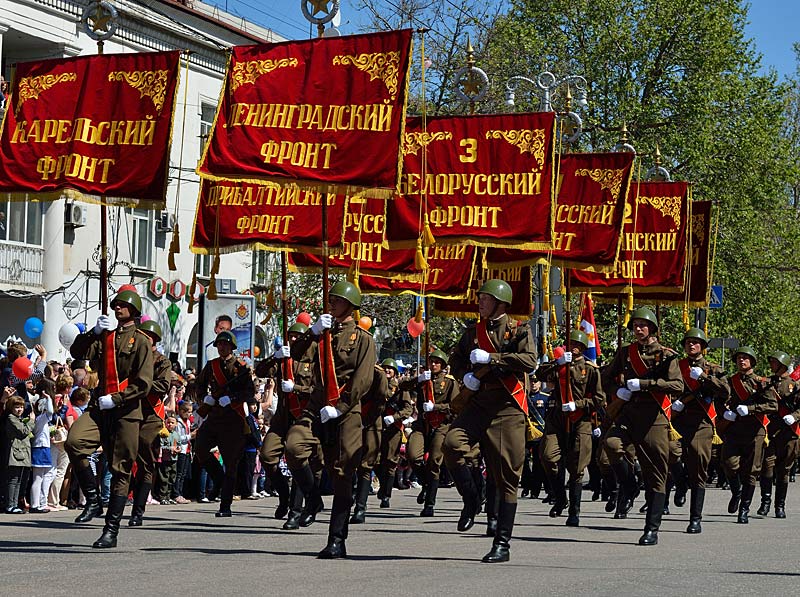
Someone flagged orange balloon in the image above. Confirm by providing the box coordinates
[253,346,261,357]
[358,316,372,330]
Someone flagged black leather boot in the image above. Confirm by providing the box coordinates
[638,492,665,546]
[566,480,581,527]
[485,483,499,536]
[686,486,705,534]
[74,462,103,524]
[671,461,687,507]
[737,483,755,524]
[727,475,742,514]
[420,480,438,517]
[482,502,516,563]
[92,494,127,549]
[128,481,151,527]
[293,465,323,527]
[350,476,371,524]
[774,482,788,518]
[549,479,568,518]
[473,466,486,515]
[756,476,772,516]
[269,466,290,520]
[380,471,392,508]
[282,481,305,530]
[318,495,351,559]
[611,460,637,519]
[451,465,479,532]
[603,473,618,513]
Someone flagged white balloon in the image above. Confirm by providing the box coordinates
[58,323,80,349]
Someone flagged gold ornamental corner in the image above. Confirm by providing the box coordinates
[16,72,77,114]
[403,131,453,156]
[575,168,627,203]
[691,213,706,246]
[332,51,401,101]
[638,195,682,230]
[485,129,546,171]
[230,57,299,93]
[108,70,170,114]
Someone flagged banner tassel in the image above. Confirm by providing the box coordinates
[187,271,197,314]
[167,222,180,271]
[414,239,428,270]
[668,422,682,441]
[422,215,436,247]
[712,430,723,445]
[682,304,690,330]
[414,301,424,323]
[622,287,634,328]
[550,306,558,341]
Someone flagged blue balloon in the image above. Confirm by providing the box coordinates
[76,322,86,333]
[23,316,43,339]
[273,336,283,350]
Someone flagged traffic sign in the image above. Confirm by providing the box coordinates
[709,284,723,309]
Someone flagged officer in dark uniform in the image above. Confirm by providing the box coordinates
[377,358,414,508]
[66,289,154,548]
[601,307,682,546]
[194,330,255,518]
[128,320,172,527]
[444,279,537,563]
[285,281,377,559]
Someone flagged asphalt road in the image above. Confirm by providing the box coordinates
[1,484,797,596]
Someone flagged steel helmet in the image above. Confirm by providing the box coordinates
[733,346,757,366]
[214,330,237,348]
[381,358,399,373]
[477,279,513,305]
[288,322,309,335]
[138,320,162,342]
[429,349,449,365]
[570,329,589,349]
[683,327,708,347]
[329,281,362,308]
[111,290,142,316]
[628,307,658,333]
[768,350,791,369]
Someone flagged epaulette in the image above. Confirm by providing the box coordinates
[585,360,599,369]
[445,374,456,380]
[373,364,384,373]
[662,347,677,357]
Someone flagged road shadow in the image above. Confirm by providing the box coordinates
[142,546,476,562]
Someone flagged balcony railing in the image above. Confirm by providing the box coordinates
[0,242,44,288]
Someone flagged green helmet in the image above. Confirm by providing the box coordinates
[329,281,361,308]
[628,307,658,333]
[477,279,513,305]
[111,290,142,316]
[429,349,449,365]
[570,329,589,349]
[683,327,708,347]
[733,346,757,366]
[214,330,237,348]
[769,350,791,369]
[381,358,398,372]
[288,322,309,335]
[138,320,162,341]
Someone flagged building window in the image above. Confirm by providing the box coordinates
[0,199,43,245]
[130,208,154,270]
[200,102,216,158]
[252,250,270,285]
[195,253,211,278]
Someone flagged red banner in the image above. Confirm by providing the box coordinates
[485,152,634,271]
[0,51,180,207]
[571,181,689,293]
[198,30,412,196]
[433,262,533,319]
[386,112,556,249]
[191,178,345,254]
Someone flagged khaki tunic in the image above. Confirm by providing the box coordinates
[137,351,172,485]
[762,373,799,483]
[357,366,389,480]
[407,371,459,482]
[379,378,414,478]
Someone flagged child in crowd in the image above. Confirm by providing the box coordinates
[29,393,55,513]
[4,396,32,513]
[157,415,180,504]
[172,402,193,504]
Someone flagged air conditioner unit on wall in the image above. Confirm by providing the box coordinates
[156,210,174,232]
[64,202,87,227]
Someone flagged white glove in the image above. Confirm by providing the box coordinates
[562,401,577,412]
[98,395,115,410]
[203,395,215,406]
[463,372,480,391]
[383,415,395,426]
[320,405,342,423]
[423,401,435,412]
[311,314,333,336]
[94,315,114,335]
[592,428,602,438]
[218,395,232,407]
[616,388,632,401]
[671,400,685,413]
[735,404,749,416]
[556,352,573,365]
[689,367,704,380]
[274,345,291,359]
[402,417,415,426]
[418,370,431,383]
[784,414,796,426]
[281,379,295,393]
[626,379,641,392]
[470,348,491,365]
[723,410,737,422]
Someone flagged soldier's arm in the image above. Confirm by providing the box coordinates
[433,378,458,413]
[196,362,213,397]
[600,349,627,396]
[488,324,537,373]
[113,338,154,406]
[254,357,280,379]
[290,330,317,361]
[700,365,730,402]
[750,385,779,415]
[639,354,684,394]
[535,360,559,383]
[580,366,606,411]
[151,356,172,397]
[336,334,376,416]
[397,390,414,419]
[70,331,102,364]
[231,365,256,403]
[450,331,472,381]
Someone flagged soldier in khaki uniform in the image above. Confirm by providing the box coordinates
[376,358,414,508]
[601,307,682,546]
[66,289,154,549]
[757,351,798,518]
[670,327,729,533]
[128,320,172,527]
[350,363,388,524]
[286,281,377,559]
[721,346,778,523]
[194,330,255,518]
[443,279,537,563]
[537,329,605,527]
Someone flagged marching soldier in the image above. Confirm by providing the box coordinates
[536,329,605,527]
[66,289,154,549]
[286,281,376,559]
[376,358,414,509]
[601,307,682,546]
[443,279,537,563]
[194,330,255,518]
[407,349,459,517]
[758,351,798,518]
[128,320,172,527]
[721,346,778,523]
[670,327,729,533]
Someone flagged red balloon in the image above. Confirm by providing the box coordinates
[552,345,565,359]
[296,312,312,326]
[117,284,138,294]
[407,317,425,338]
[12,356,33,381]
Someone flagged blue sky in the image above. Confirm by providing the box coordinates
[237,1,798,77]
